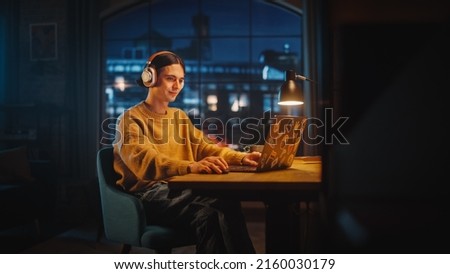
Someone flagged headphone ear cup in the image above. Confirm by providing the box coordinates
[141,66,157,87]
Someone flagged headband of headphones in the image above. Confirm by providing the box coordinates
[146,50,175,66]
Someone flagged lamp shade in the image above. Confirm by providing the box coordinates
[278,70,304,105]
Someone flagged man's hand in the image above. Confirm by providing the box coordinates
[188,156,229,174]
[241,152,261,166]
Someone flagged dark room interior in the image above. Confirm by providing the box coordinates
[1,0,450,255]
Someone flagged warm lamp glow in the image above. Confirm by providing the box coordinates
[278,70,312,106]
[278,100,304,106]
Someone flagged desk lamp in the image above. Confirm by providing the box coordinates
[278,69,313,106]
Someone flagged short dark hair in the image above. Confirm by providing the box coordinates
[152,52,185,73]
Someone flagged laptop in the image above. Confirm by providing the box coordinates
[228,115,307,172]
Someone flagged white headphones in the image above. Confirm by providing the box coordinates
[141,50,175,87]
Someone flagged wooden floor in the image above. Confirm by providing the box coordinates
[4,202,266,254]
[21,219,265,254]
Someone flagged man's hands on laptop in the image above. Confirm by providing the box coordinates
[188,152,261,174]
[189,156,229,174]
[241,152,261,167]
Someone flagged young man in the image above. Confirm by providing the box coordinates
[113,50,261,253]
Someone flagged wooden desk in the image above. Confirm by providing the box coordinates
[167,156,322,253]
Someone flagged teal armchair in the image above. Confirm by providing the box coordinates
[96,147,196,253]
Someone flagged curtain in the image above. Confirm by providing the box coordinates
[65,0,100,179]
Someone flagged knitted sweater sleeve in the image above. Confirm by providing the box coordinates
[188,122,246,165]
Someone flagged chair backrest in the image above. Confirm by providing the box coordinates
[96,146,145,246]
[97,147,120,187]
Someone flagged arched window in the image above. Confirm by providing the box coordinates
[101,0,303,146]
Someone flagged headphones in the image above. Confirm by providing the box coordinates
[141,50,175,88]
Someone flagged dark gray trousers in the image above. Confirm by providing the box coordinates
[134,182,255,254]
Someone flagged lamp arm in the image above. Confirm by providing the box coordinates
[295,74,314,83]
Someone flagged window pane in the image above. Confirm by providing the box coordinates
[207,38,249,63]
[103,3,149,40]
[252,37,302,81]
[202,1,250,36]
[101,0,302,146]
[251,1,302,36]
[103,40,145,59]
[151,0,198,37]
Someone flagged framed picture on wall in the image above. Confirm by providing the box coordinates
[30,23,57,61]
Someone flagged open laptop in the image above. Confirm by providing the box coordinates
[228,115,307,172]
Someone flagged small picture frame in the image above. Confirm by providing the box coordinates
[30,23,57,61]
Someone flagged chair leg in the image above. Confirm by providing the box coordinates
[121,244,132,253]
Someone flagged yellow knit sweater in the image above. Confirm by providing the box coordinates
[113,101,246,192]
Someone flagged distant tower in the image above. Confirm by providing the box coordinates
[192,13,212,60]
